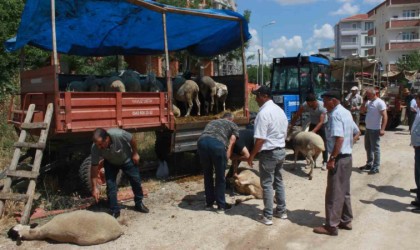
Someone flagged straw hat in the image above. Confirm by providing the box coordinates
[351,86,358,91]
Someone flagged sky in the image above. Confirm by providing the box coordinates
[236,0,384,65]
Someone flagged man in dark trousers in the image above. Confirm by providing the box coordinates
[91,128,149,218]
[313,90,360,236]
[197,113,239,213]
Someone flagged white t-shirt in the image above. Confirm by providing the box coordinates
[410,98,417,112]
[254,100,288,151]
[365,98,387,130]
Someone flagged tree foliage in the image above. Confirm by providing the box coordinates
[396,51,420,71]
[247,64,271,84]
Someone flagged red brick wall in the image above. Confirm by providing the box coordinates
[386,42,420,51]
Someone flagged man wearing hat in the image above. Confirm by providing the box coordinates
[313,90,360,236]
[345,86,363,128]
[247,86,288,225]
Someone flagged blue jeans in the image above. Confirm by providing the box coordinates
[197,137,228,208]
[258,148,286,218]
[415,148,420,201]
[104,160,144,214]
[364,129,381,171]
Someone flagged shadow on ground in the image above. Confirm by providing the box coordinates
[283,162,311,179]
[367,184,413,198]
[359,199,412,213]
[287,209,324,228]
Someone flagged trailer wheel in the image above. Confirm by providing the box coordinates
[78,156,123,196]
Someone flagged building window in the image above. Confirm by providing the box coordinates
[365,36,373,45]
[402,10,417,18]
[365,22,373,31]
[402,32,419,40]
[352,23,357,29]
[351,37,357,43]
[402,54,409,62]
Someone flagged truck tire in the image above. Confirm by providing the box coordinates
[78,156,123,196]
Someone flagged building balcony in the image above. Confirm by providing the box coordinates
[340,28,361,35]
[368,28,376,36]
[386,39,420,51]
[367,48,376,55]
[386,18,420,29]
[341,42,359,49]
[388,0,420,6]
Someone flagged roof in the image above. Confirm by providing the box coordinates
[341,14,369,22]
[5,0,251,57]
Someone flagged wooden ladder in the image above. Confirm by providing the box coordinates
[0,103,53,224]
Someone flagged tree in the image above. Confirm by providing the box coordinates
[396,51,420,71]
[0,1,50,102]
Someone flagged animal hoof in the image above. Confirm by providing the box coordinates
[308,176,313,180]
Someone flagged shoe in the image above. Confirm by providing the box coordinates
[110,211,120,219]
[216,203,232,214]
[205,204,214,211]
[410,188,418,193]
[321,162,327,171]
[368,169,379,175]
[412,208,420,213]
[273,210,288,219]
[135,202,150,213]
[257,215,273,225]
[411,200,420,207]
[359,165,372,171]
[313,225,338,236]
[338,222,352,230]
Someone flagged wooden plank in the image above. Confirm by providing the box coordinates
[20,122,48,129]
[0,104,35,217]
[20,103,53,225]
[6,170,39,179]
[0,193,29,202]
[14,142,46,150]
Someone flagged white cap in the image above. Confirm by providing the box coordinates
[351,86,358,91]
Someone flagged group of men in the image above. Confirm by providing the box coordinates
[90,83,416,236]
[196,85,362,236]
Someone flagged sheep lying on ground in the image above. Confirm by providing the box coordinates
[198,76,217,114]
[215,82,228,113]
[174,80,201,117]
[288,129,325,180]
[8,210,124,246]
[229,167,263,204]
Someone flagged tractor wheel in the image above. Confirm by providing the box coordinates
[78,156,123,196]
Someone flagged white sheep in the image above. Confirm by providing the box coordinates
[198,76,217,114]
[288,130,325,180]
[8,210,124,246]
[215,82,228,113]
[175,80,201,117]
[172,104,181,118]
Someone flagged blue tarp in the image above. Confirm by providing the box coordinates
[5,0,251,57]
[309,56,330,66]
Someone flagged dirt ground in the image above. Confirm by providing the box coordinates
[1,125,420,250]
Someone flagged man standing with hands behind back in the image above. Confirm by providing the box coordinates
[247,86,288,226]
[313,90,360,236]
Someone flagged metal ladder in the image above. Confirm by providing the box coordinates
[0,103,53,224]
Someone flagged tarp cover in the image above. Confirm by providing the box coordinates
[5,0,251,57]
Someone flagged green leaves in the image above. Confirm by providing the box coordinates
[396,51,420,72]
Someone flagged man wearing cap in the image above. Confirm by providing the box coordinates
[247,86,288,225]
[289,93,328,170]
[345,86,363,128]
[359,87,388,175]
[313,90,360,236]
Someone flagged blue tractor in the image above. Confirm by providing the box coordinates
[269,54,331,122]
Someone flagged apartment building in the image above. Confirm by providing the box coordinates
[367,0,420,71]
[335,14,376,58]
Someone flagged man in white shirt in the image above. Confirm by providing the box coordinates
[410,93,420,213]
[359,87,388,175]
[247,86,288,226]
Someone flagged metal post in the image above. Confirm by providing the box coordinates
[51,0,58,67]
[162,12,172,124]
[261,21,275,86]
[341,61,346,99]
